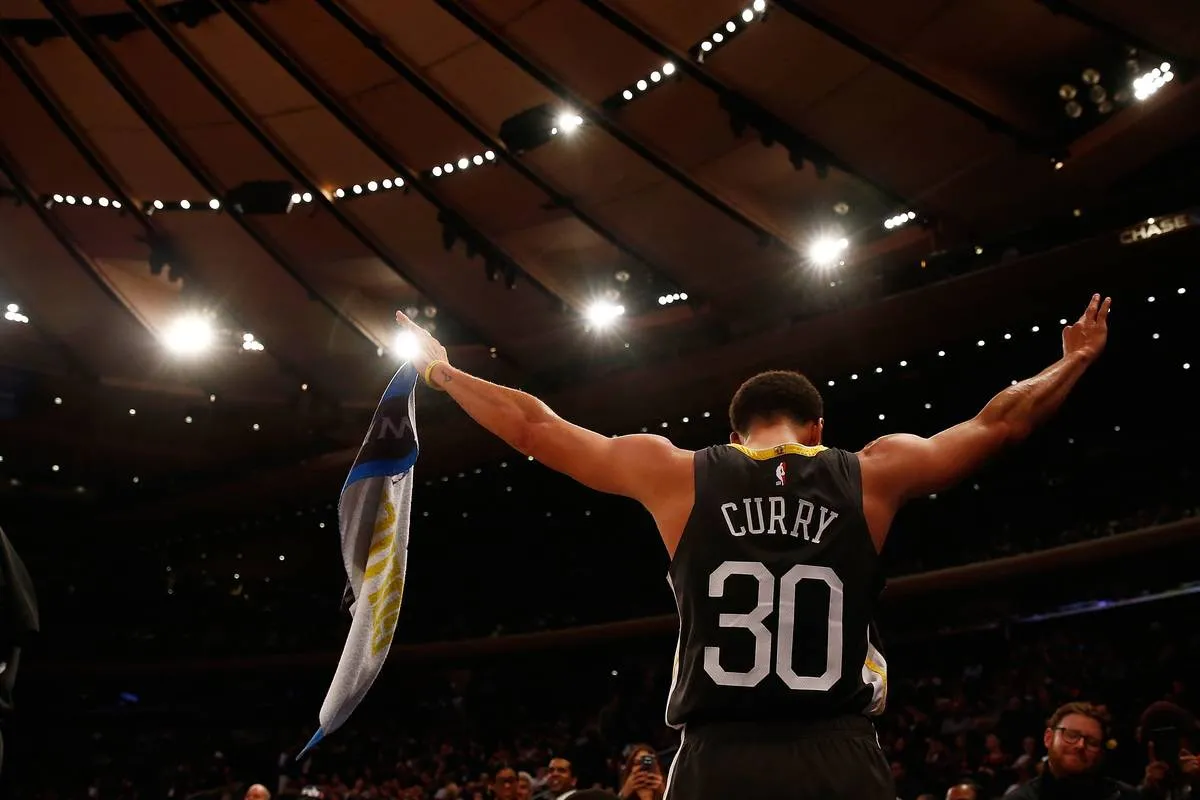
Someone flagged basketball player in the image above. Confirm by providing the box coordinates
[397,293,1111,799]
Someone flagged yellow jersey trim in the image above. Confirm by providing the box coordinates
[729,443,826,460]
[865,657,888,692]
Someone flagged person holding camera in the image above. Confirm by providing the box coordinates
[1139,701,1199,800]
[617,746,664,800]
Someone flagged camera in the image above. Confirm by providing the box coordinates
[640,754,655,770]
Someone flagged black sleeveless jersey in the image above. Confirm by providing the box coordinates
[664,443,887,729]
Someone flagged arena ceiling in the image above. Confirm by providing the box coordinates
[0,0,1197,515]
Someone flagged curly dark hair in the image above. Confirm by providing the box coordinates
[728,370,824,436]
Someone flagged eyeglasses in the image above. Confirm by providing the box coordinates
[1056,727,1103,750]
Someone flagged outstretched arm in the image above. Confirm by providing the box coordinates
[859,293,1111,540]
[393,312,693,516]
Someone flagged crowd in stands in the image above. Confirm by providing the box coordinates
[7,591,1199,800]
[10,436,1198,664]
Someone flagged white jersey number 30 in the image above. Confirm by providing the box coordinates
[702,560,844,691]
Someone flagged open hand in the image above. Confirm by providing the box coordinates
[1063,293,1111,363]
[395,309,448,375]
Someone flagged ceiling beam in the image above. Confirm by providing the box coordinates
[0,142,118,381]
[315,0,696,303]
[122,0,522,372]
[210,0,563,311]
[40,0,382,360]
[1035,0,1192,74]
[0,32,322,396]
[770,0,1049,153]
[576,0,912,205]
[431,0,800,252]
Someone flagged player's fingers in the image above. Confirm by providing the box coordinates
[1081,293,1100,323]
[1099,296,1112,324]
[395,311,428,338]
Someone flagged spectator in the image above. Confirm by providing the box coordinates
[246,784,272,800]
[1006,702,1138,798]
[616,745,664,800]
[544,758,577,799]
[946,782,980,800]
[494,767,519,800]
[1138,701,1199,799]
[517,771,534,800]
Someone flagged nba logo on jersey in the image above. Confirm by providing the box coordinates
[775,461,786,486]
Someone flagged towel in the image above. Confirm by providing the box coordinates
[299,363,420,758]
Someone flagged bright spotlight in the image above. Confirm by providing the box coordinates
[163,314,215,355]
[4,303,29,324]
[394,329,421,362]
[556,112,584,133]
[807,236,849,266]
[584,300,625,328]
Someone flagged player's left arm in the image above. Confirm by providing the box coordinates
[394,310,693,510]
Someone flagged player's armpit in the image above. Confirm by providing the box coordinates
[518,421,694,507]
[858,416,1019,505]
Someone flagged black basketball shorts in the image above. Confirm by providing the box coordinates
[664,715,894,800]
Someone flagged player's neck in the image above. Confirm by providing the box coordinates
[738,423,820,450]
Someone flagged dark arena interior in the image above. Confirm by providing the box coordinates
[0,0,1198,798]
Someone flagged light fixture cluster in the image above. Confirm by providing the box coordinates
[4,303,29,324]
[1134,62,1175,101]
[429,150,496,179]
[692,0,768,61]
[40,150,499,213]
[1059,54,1176,123]
[658,292,689,306]
[46,193,122,209]
[584,299,626,328]
[614,61,678,105]
[808,236,849,266]
[161,313,265,357]
[550,113,585,136]
[884,211,917,230]
[331,177,404,199]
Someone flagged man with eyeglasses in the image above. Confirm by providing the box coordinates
[1007,702,1138,799]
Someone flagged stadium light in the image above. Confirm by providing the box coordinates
[584,300,625,329]
[808,237,849,266]
[163,314,215,355]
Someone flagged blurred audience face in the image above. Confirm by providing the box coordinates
[245,785,272,800]
[493,768,518,800]
[1044,712,1105,777]
[946,785,978,800]
[516,773,533,800]
[546,757,576,794]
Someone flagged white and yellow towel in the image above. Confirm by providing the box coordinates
[300,363,419,757]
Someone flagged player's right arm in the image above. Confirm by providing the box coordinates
[858,293,1111,545]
